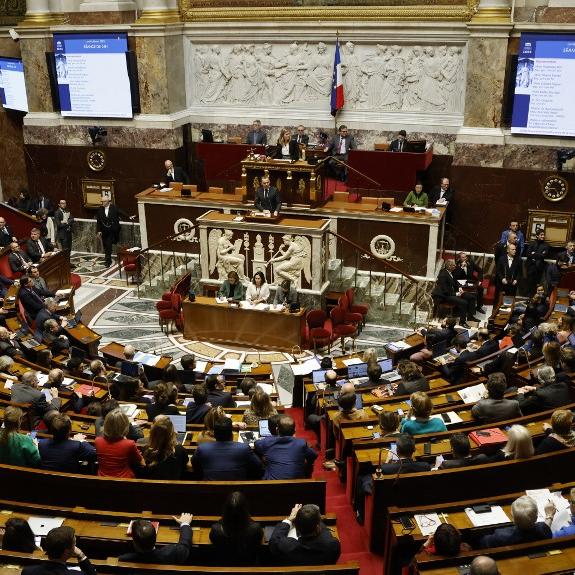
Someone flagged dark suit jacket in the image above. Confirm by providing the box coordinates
[26,237,54,263]
[389,138,407,152]
[269,521,341,566]
[273,140,299,161]
[55,209,74,240]
[246,130,267,145]
[8,249,32,273]
[429,185,455,206]
[254,186,282,213]
[35,308,61,332]
[22,558,97,575]
[439,454,488,469]
[186,402,211,424]
[431,269,458,300]
[291,134,309,146]
[518,381,571,413]
[11,382,62,428]
[478,522,551,548]
[38,438,96,473]
[166,166,189,185]
[192,441,263,480]
[33,196,54,214]
[395,376,430,397]
[326,134,355,159]
[0,226,14,247]
[471,398,522,422]
[96,204,121,240]
[453,260,483,282]
[496,253,523,285]
[526,239,550,272]
[379,458,431,475]
[119,524,192,564]
[18,286,46,317]
[254,435,317,480]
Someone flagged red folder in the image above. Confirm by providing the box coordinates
[469,428,507,446]
[75,384,95,396]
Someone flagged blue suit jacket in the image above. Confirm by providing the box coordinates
[479,522,551,548]
[192,440,263,480]
[254,435,317,480]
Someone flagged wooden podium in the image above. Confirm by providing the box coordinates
[241,158,326,208]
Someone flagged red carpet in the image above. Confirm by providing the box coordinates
[288,408,383,575]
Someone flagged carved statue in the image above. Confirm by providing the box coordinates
[419,47,445,111]
[380,45,405,110]
[269,234,311,286]
[304,42,332,100]
[277,42,307,104]
[402,46,423,110]
[342,41,362,106]
[199,46,229,103]
[209,229,246,280]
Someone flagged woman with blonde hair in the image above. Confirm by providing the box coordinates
[543,341,561,369]
[95,409,144,477]
[142,415,188,480]
[362,348,378,368]
[242,388,277,425]
[400,391,447,436]
[536,410,575,454]
[272,128,298,161]
[0,406,40,467]
[145,381,179,421]
[197,406,226,444]
[490,424,534,461]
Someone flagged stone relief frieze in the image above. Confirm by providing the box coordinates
[188,41,466,113]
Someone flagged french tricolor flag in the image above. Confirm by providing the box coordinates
[330,38,344,117]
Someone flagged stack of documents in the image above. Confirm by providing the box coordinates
[458,383,487,404]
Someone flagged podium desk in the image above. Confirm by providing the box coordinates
[183,296,306,351]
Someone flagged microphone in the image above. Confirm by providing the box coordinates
[375,446,400,477]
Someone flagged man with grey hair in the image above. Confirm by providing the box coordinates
[431,259,478,327]
[123,345,136,360]
[470,556,499,575]
[36,297,68,337]
[0,326,23,358]
[517,365,571,414]
[11,370,61,427]
[478,495,552,548]
[246,119,267,145]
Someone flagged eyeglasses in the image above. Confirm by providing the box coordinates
[417,515,438,528]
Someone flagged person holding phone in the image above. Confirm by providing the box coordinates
[400,392,447,436]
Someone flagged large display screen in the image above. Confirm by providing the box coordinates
[511,33,575,137]
[0,57,29,113]
[53,33,133,119]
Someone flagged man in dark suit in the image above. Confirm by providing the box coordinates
[0,273,14,298]
[11,370,61,429]
[389,129,407,152]
[517,365,571,414]
[119,514,193,564]
[30,265,55,297]
[177,354,196,392]
[439,433,488,469]
[185,384,211,424]
[432,259,478,326]
[245,119,267,145]
[557,240,575,270]
[26,228,55,263]
[205,373,236,407]
[32,193,54,215]
[96,196,121,268]
[163,159,189,185]
[471,372,522,422]
[35,298,67,339]
[496,243,522,297]
[429,177,455,206]
[254,415,317,479]
[270,503,341,565]
[324,125,355,181]
[8,241,33,273]
[192,417,263,480]
[525,229,550,296]
[0,217,17,247]
[18,276,48,318]
[454,252,485,313]
[292,125,309,146]
[254,175,281,215]
[22,526,96,575]
[54,199,74,251]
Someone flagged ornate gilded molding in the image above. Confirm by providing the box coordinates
[179,0,480,22]
[136,8,181,24]
[470,6,511,23]
[0,0,26,26]
[18,12,69,26]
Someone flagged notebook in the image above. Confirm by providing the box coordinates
[167,415,188,445]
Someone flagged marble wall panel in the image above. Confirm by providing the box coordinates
[73,219,141,253]
[463,36,508,128]
[452,143,505,168]
[0,110,28,199]
[136,36,170,115]
[19,37,54,114]
[165,34,186,114]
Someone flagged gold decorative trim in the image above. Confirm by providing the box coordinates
[179,2,479,22]
[18,11,68,26]
[470,6,511,23]
[136,8,181,24]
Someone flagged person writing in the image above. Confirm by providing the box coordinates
[254,176,281,216]
[274,280,298,307]
[245,271,270,304]
[403,182,428,208]
[218,271,245,303]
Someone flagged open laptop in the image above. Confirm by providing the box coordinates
[167,415,188,445]
[378,358,393,373]
[554,303,568,313]
[431,339,448,358]
[347,362,368,379]
[121,361,140,378]
[379,357,401,382]
[312,369,327,385]
[258,419,272,437]
[65,310,83,329]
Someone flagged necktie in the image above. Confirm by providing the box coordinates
[400,141,403,152]
[37,240,45,255]
[339,138,344,154]
[265,188,268,199]
[297,136,301,144]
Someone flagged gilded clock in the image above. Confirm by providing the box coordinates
[87,149,106,172]
[542,175,568,202]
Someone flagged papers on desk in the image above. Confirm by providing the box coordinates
[42,389,53,402]
[270,304,285,312]
[37,373,49,387]
[133,351,160,367]
[291,357,321,376]
[28,516,65,536]
[342,358,363,367]
[182,397,193,407]
[207,365,224,375]
[194,360,208,374]
[255,382,275,395]
[457,279,466,286]
[414,513,442,536]
[390,207,403,213]
[236,400,251,407]
[222,358,242,373]
[240,301,270,311]
[386,340,410,351]
[119,404,138,418]
[464,506,510,527]
[61,377,75,387]
[55,288,72,298]
[526,489,571,531]
[3,380,13,390]
[432,411,463,425]
[215,297,227,304]
[458,383,487,404]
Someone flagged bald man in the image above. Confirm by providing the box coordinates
[470,556,499,575]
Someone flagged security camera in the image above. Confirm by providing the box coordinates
[8,29,20,42]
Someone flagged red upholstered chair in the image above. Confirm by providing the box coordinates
[155,291,172,312]
[338,295,363,333]
[117,247,141,285]
[70,273,82,289]
[159,293,181,333]
[306,309,333,353]
[346,288,369,325]
[330,306,357,350]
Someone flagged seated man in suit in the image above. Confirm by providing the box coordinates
[186,384,211,424]
[163,159,189,185]
[11,370,61,429]
[8,241,33,274]
[478,495,552,548]
[119,514,193,564]
[192,417,263,480]
[245,119,267,145]
[205,373,236,407]
[324,124,354,181]
[454,252,485,313]
[26,227,55,263]
[292,125,309,147]
[439,432,488,469]
[41,319,70,355]
[389,129,407,152]
[254,415,317,480]
[0,273,14,298]
[432,259,478,327]
[557,240,575,271]
[269,503,341,566]
[18,276,48,319]
[410,317,459,363]
[471,372,522,422]
[0,217,17,248]
[29,265,55,297]
[22,526,96,575]
[0,326,23,359]
[177,353,196,392]
[517,365,571,414]
[217,271,245,303]
[36,298,67,335]
[273,279,299,307]
[254,175,282,215]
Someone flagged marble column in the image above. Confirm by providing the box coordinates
[79,0,136,12]
[20,0,67,24]
[137,0,180,23]
[472,0,511,21]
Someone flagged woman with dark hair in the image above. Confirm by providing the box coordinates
[242,388,277,426]
[423,523,470,557]
[141,415,188,480]
[245,271,270,305]
[0,406,40,467]
[209,491,263,565]
[145,382,180,421]
[1,518,38,552]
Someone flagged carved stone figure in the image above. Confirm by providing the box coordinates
[200,46,229,104]
[269,234,312,286]
[419,47,445,111]
[402,46,423,110]
[380,45,405,110]
[304,42,332,100]
[342,41,362,106]
[209,229,246,280]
